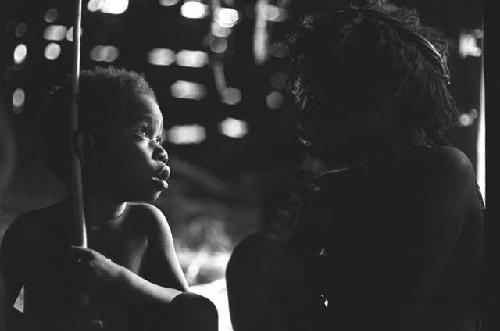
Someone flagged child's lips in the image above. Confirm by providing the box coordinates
[152,166,170,189]
[151,177,168,190]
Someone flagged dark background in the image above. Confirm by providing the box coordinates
[0,1,484,329]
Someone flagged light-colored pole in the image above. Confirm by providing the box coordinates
[70,0,88,248]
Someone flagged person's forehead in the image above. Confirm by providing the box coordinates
[128,95,163,121]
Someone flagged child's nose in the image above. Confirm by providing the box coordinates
[153,145,168,163]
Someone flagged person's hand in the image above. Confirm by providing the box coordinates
[65,246,125,294]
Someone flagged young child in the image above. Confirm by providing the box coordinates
[0,67,218,331]
[226,1,487,331]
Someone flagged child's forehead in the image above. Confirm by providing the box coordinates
[125,95,163,121]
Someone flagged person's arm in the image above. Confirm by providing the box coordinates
[401,146,484,323]
[114,203,188,305]
[69,204,188,307]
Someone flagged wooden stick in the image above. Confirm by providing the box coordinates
[69,5,104,328]
[70,0,87,248]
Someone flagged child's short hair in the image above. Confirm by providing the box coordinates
[286,0,458,145]
[42,66,158,185]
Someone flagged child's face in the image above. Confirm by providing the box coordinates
[93,94,170,202]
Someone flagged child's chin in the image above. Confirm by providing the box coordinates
[147,189,165,202]
[151,191,163,201]
[126,190,163,203]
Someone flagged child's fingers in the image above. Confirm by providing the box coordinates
[67,246,94,269]
[64,246,95,292]
[66,247,118,292]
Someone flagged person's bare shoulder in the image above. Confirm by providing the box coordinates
[421,145,484,236]
[431,146,475,174]
[124,202,170,235]
[427,146,479,204]
[2,201,70,252]
[125,203,187,290]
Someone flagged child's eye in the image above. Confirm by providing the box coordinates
[134,125,163,144]
[135,125,152,138]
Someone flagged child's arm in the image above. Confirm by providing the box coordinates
[138,204,189,292]
[69,204,188,307]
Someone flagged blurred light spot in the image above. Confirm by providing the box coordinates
[15,22,28,38]
[105,46,119,62]
[473,28,484,38]
[212,61,226,94]
[266,91,284,109]
[167,124,206,144]
[219,117,248,138]
[457,109,479,127]
[12,88,25,110]
[211,22,231,37]
[44,25,67,41]
[270,42,288,58]
[90,45,119,62]
[458,113,474,127]
[171,80,206,100]
[270,71,286,90]
[44,8,58,23]
[259,4,286,22]
[254,0,268,64]
[215,7,239,28]
[13,44,27,64]
[88,0,128,14]
[221,87,241,105]
[44,43,61,60]
[209,37,227,53]
[87,0,101,12]
[459,32,482,58]
[176,50,208,67]
[66,26,83,42]
[159,0,179,5]
[148,48,175,66]
[101,0,129,14]
[180,1,208,19]
[90,45,104,62]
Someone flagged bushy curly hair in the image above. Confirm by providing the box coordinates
[42,66,157,185]
[286,0,458,146]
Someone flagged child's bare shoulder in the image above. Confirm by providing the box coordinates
[124,202,170,234]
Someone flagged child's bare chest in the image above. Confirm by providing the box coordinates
[87,224,148,274]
